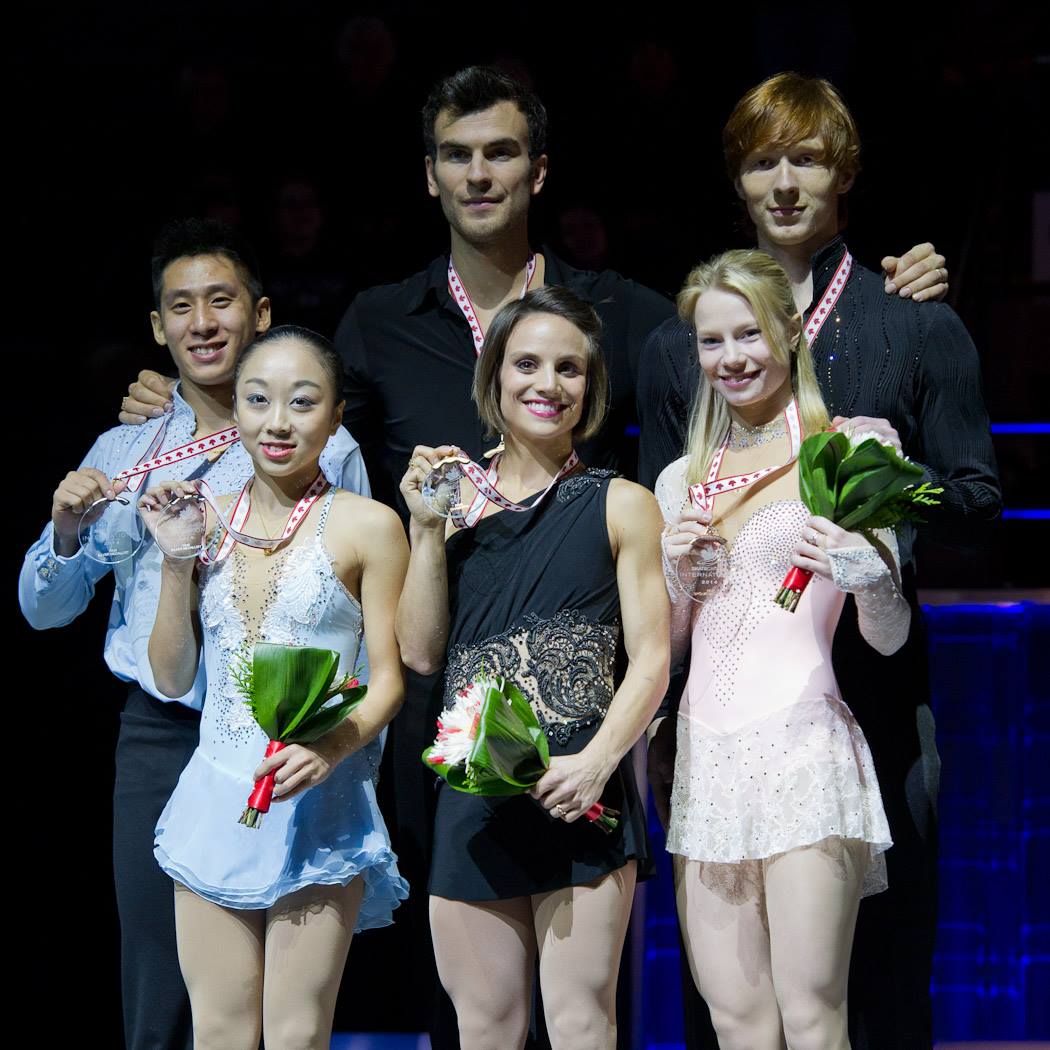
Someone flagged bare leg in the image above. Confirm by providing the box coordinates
[765,838,867,1050]
[531,863,636,1050]
[262,878,365,1049]
[673,856,784,1050]
[173,881,265,1050]
[430,893,536,1050]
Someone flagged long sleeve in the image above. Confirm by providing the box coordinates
[320,425,371,497]
[912,304,1002,544]
[653,458,694,710]
[827,531,911,657]
[636,318,697,491]
[18,436,112,629]
[334,297,395,510]
[623,281,675,390]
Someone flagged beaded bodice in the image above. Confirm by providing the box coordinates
[197,490,364,752]
[443,467,621,747]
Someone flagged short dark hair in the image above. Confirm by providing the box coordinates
[151,217,264,310]
[422,66,547,161]
[234,324,345,404]
[472,286,608,442]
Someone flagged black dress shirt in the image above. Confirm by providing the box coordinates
[636,236,1002,554]
[335,247,674,516]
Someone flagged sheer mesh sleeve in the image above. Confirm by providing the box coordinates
[826,530,910,656]
[654,457,695,665]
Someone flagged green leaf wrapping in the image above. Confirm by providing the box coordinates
[239,642,365,743]
[795,432,938,533]
[422,679,550,797]
[290,689,367,744]
[798,430,846,518]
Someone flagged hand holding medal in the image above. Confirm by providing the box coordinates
[138,472,329,565]
[67,472,144,565]
[662,507,729,602]
[401,444,472,527]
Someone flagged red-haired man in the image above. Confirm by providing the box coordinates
[641,72,1000,1050]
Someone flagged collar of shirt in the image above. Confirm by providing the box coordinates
[806,235,849,319]
[401,245,576,318]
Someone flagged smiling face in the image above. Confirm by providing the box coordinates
[694,287,793,420]
[233,338,343,483]
[425,101,547,248]
[496,314,588,443]
[735,137,853,257]
[150,254,271,389]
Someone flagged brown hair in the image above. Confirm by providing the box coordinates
[722,72,861,182]
[472,285,609,442]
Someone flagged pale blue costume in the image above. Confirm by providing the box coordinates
[154,489,407,923]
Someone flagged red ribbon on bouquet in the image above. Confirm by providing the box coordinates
[239,740,287,829]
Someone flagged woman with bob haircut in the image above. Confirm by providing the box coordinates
[396,284,669,1050]
[655,250,909,1050]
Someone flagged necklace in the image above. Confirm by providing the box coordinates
[727,414,787,450]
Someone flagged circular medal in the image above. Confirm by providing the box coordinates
[78,496,144,565]
[154,494,208,560]
[673,530,729,603]
[421,456,471,519]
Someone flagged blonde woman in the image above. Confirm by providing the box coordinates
[655,250,908,1050]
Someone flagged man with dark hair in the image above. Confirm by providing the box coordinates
[334,65,674,514]
[118,69,951,1047]
[640,73,1000,1050]
[19,218,370,1050]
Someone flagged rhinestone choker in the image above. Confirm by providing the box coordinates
[727,414,787,450]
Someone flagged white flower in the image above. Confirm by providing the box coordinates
[846,429,911,462]
[847,429,890,449]
[429,682,486,768]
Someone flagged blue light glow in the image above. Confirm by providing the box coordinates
[990,422,1050,434]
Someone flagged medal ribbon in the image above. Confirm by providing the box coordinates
[804,250,852,347]
[688,400,802,513]
[450,451,579,528]
[115,421,240,493]
[448,254,537,356]
[194,471,328,564]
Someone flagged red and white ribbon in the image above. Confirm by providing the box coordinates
[193,471,328,564]
[450,451,579,528]
[116,421,240,493]
[804,250,852,347]
[448,254,537,356]
[688,400,802,513]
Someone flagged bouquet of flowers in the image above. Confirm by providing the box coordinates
[233,642,366,828]
[776,429,942,612]
[423,674,619,832]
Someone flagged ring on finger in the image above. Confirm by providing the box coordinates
[554,804,566,819]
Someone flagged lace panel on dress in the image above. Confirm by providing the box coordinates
[197,492,361,749]
[444,609,618,745]
[556,468,617,503]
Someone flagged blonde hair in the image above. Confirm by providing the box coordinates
[676,249,829,486]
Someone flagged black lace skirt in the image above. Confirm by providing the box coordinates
[427,720,653,901]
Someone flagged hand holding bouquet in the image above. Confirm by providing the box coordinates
[776,428,941,611]
[234,643,366,828]
[423,675,619,832]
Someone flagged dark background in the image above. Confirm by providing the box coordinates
[12,2,1047,1042]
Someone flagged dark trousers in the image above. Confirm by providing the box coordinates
[113,687,200,1050]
